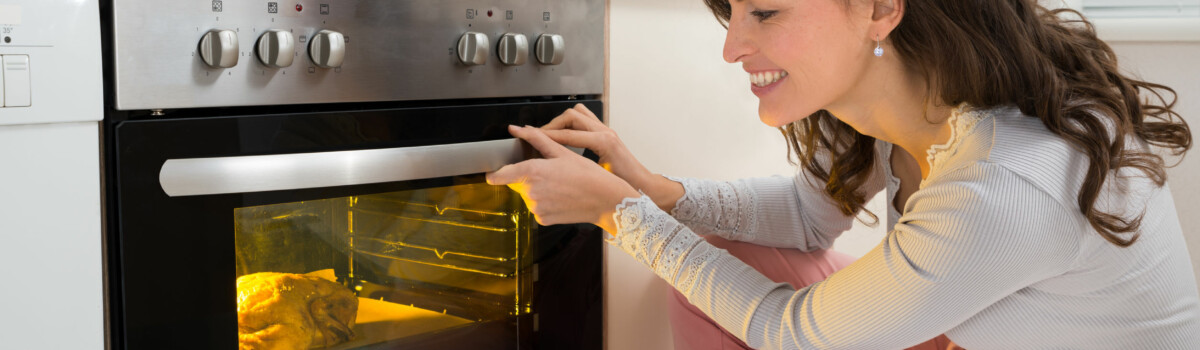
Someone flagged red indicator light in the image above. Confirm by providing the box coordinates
[487,10,493,17]
[295,4,303,12]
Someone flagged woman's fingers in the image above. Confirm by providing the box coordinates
[509,125,574,159]
[543,107,605,132]
[485,121,640,231]
[484,165,542,221]
[572,103,599,120]
[488,125,579,186]
[541,109,587,130]
[485,162,526,186]
[539,128,607,150]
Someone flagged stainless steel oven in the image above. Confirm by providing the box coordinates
[101,1,604,349]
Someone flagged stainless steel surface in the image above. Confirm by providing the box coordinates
[198,29,238,68]
[308,30,344,68]
[255,30,295,68]
[161,139,566,197]
[111,0,604,110]
[457,32,489,66]
[536,34,564,65]
[498,33,528,66]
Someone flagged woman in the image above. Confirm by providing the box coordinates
[486,0,1199,348]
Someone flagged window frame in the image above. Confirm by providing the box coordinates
[1056,0,1200,42]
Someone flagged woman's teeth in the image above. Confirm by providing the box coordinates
[751,71,788,87]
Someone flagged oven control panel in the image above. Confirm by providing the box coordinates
[110,0,603,110]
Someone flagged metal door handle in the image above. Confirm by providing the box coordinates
[159,138,574,197]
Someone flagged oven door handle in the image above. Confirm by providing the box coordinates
[159,138,583,197]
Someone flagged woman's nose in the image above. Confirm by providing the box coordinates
[722,21,752,63]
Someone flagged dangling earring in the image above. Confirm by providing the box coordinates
[874,35,884,57]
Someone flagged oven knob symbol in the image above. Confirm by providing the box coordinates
[198,29,240,68]
[256,30,296,68]
[497,33,529,66]
[458,32,490,66]
[536,34,565,65]
[309,30,346,68]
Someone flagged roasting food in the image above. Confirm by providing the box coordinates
[237,272,359,350]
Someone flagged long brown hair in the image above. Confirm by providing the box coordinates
[703,0,1192,247]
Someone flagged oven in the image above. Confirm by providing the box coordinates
[101,1,604,349]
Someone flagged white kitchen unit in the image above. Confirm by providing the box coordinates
[0,0,105,349]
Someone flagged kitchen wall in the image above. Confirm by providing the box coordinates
[605,0,888,349]
[606,1,1200,349]
[1108,42,1200,287]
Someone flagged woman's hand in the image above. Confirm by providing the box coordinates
[486,125,639,233]
[540,104,684,212]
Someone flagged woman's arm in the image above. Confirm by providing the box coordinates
[534,105,888,251]
[662,140,889,251]
[614,162,1081,349]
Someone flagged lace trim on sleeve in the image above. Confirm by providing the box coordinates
[610,194,714,286]
[663,176,758,241]
[675,243,724,294]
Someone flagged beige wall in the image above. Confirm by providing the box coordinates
[606,1,888,349]
[1110,41,1200,288]
[607,2,781,349]
[606,1,1200,349]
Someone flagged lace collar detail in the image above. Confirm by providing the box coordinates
[924,103,986,173]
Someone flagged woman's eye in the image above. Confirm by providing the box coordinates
[750,10,777,22]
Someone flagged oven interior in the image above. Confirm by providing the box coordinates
[234,177,534,348]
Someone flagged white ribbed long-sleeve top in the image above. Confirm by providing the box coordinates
[607,105,1200,349]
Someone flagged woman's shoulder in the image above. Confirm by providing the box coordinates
[926,105,1091,211]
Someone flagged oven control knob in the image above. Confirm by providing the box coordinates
[256,30,296,68]
[309,30,346,68]
[497,33,529,66]
[536,34,565,65]
[198,29,240,68]
[458,32,490,66]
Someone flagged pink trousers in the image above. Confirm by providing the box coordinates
[667,235,961,350]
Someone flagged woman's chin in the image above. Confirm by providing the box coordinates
[759,116,788,128]
[757,106,812,128]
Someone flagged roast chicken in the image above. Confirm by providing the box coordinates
[237,272,359,349]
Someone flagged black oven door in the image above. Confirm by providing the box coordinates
[107,100,603,350]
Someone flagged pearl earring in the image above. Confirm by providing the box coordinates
[874,35,884,57]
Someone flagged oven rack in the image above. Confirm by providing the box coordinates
[350,206,515,233]
[353,236,516,278]
[350,195,518,233]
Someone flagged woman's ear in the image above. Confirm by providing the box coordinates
[872,0,896,20]
[871,0,904,36]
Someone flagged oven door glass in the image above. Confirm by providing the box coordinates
[234,180,535,349]
[107,100,604,350]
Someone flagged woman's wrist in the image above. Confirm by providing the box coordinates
[608,159,682,213]
[598,184,642,234]
[638,173,684,213]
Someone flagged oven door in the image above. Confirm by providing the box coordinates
[107,100,603,350]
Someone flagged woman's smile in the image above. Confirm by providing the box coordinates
[748,69,788,97]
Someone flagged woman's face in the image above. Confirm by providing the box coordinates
[724,0,875,127]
